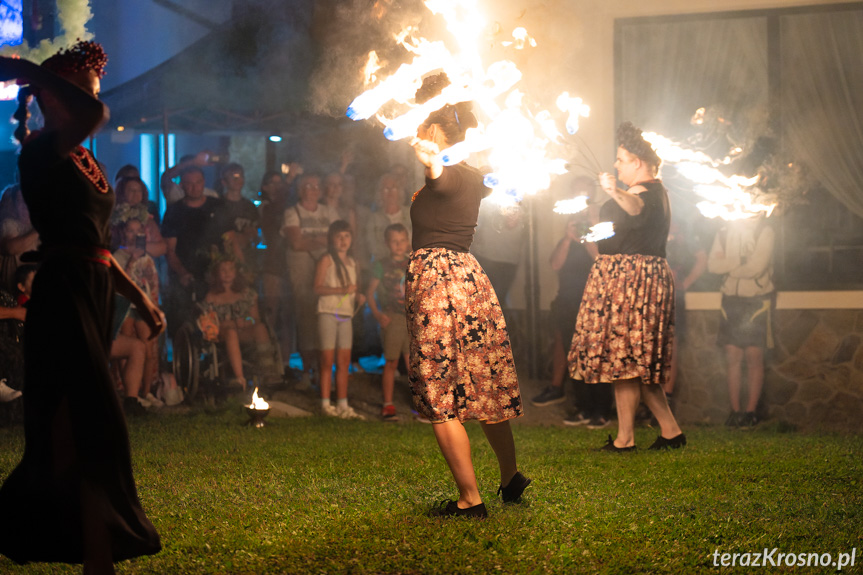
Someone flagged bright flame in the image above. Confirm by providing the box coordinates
[363,51,383,86]
[346,39,453,121]
[556,92,591,135]
[553,196,589,215]
[249,388,269,410]
[502,27,537,49]
[642,131,776,221]
[439,126,490,166]
[347,0,589,203]
[582,221,615,242]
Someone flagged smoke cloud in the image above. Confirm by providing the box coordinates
[306,0,593,125]
[0,0,94,62]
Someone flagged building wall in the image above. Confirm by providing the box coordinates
[674,294,863,431]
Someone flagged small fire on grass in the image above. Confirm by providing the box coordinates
[246,387,270,428]
[248,387,269,410]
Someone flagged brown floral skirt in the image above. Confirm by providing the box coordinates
[568,254,675,386]
[406,248,522,423]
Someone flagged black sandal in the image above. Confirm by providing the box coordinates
[428,499,488,519]
[647,433,687,450]
[498,471,532,503]
[597,434,637,452]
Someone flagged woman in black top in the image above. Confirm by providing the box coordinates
[0,43,163,572]
[406,74,530,518]
[568,122,685,451]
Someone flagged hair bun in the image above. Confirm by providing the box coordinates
[453,102,478,130]
[617,121,660,169]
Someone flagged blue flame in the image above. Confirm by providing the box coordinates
[483,173,500,188]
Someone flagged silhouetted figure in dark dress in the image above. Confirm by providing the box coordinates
[0,42,163,574]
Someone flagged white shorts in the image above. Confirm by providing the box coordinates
[318,313,353,350]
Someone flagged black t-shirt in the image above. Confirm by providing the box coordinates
[18,132,114,250]
[556,241,594,304]
[161,196,227,279]
[410,163,490,253]
[216,196,259,236]
[597,180,670,258]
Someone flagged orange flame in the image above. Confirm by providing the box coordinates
[249,388,269,410]
[346,0,590,204]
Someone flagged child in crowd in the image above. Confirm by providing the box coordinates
[202,258,272,390]
[14,264,36,306]
[365,223,410,422]
[314,220,365,419]
[113,213,162,406]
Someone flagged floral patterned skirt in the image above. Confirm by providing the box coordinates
[568,254,675,386]
[406,248,522,423]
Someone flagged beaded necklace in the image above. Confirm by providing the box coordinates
[71,146,109,194]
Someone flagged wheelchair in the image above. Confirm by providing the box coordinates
[172,313,285,402]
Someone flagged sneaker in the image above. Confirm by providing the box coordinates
[428,499,488,519]
[321,403,339,417]
[337,404,366,420]
[725,411,741,427]
[381,404,399,422]
[585,416,611,429]
[0,379,22,402]
[145,393,164,408]
[531,385,565,407]
[563,411,590,427]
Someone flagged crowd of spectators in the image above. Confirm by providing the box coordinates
[0,146,740,427]
[0,149,424,420]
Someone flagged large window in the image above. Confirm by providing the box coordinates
[616,3,863,290]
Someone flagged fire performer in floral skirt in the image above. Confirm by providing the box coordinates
[568,122,685,452]
[0,43,163,572]
[407,73,530,518]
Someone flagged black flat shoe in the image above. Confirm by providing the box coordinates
[498,471,532,503]
[428,500,488,519]
[597,434,636,453]
[648,433,687,450]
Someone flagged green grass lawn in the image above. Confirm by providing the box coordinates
[0,404,861,574]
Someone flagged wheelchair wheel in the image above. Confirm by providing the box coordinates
[172,323,200,400]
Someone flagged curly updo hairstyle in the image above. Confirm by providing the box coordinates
[12,41,108,146]
[617,121,661,175]
[415,73,478,145]
[40,40,108,78]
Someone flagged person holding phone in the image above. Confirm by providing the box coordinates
[113,176,166,255]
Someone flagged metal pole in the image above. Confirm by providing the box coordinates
[524,196,542,379]
[162,109,170,178]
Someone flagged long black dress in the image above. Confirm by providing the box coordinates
[0,131,161,564]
